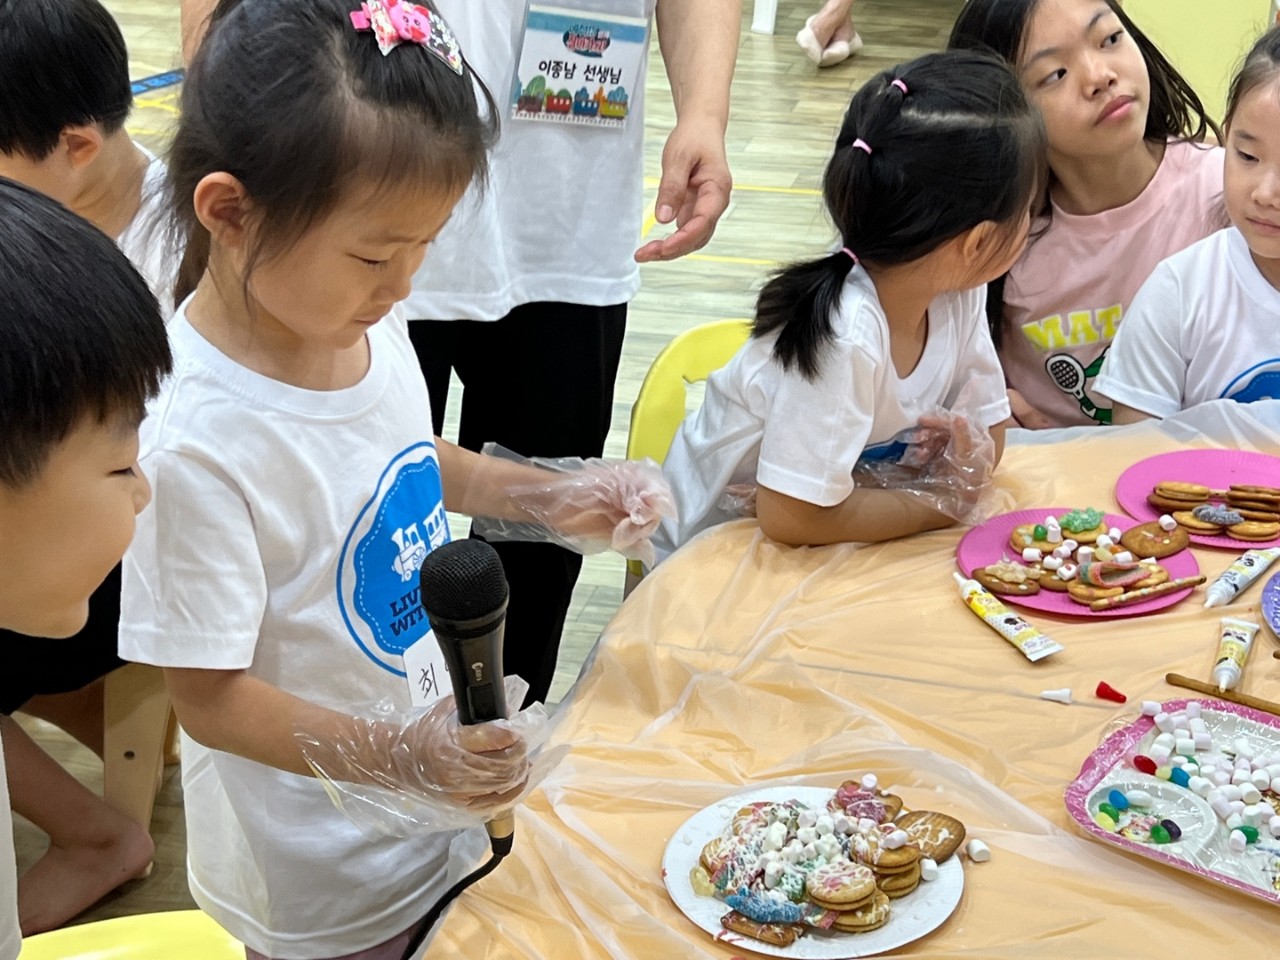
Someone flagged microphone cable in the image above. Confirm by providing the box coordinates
[399,830,514,960]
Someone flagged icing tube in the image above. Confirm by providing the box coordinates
[1203,547,1280,608]
[1212,617,1260,693]
[953,572,1063,662]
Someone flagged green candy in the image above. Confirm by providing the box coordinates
[1059,508,1105,533]
[1098,803,1120,821]
[1149,824,1171,844]
[1239,825,1260,844]
[1033,524,1048,540]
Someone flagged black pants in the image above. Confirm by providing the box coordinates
[408,302,627,706]
[0,563,125,714]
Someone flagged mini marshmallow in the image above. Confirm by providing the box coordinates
[883,830,909,850]
[1229,829,1248,852]
[1062,539,1078,552]
[764,822,789,851]
[1272,777,1280,794]
[1154,713,1177,733]
[1171,755,1188,768]
[1096,534,1114,549]
[1052,545,1072,559]
[920,858,940,882]
[1046,526,1064,544]
[1108,526,1122,540]
[1185,702,1202,719]
[1044,515,1058,528]
[965,839,992,863]
[860,773,878,791]
[798,809,818,829]
[857,818,878,834]
[796,826,818,845]
[1183,763,1199,777]
[764,860,785,888]
[1211,796,1233,819]
[1232,770,1252,786]
[1213,770,1232,786]
[1189,776,1213,797]
[1244,804,1269,828]
[815,814,834,837]
[1056,563,1078,581]
[815,836,842,861]
[1263,762,1280,776]
[1189,717,1209,734]
[1226,812,1244,830]
[1229,799,1246,815]
[833,814,854,836]
[1153,732,1176,747]
[1252,770,1271,790]
[1222,784,1244,802]
[1158,514,1178,531]
[1235,739,1256,761]
[1043,556,1064,571]
[1150,743,1173,762]
[1270,815,1280,839]
[1076,546,1095,564]
[1022,548,1043,563]
[1241,784,1263,805]
[1040,688,1072,704]
[802,842,818,860]
[1114,551,1135,564]
[1141,700,1162,716]
[1193,733,1213,751]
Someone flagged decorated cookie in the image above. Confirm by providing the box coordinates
[1118,521,1190,559]
[895,810,967,862]
[1067,582,1124,605]
[973,561,1040,596]
[1155,481,1213,501]
[1132,563,1170,589]
[1172,510,1221,533]
[804,860,878,909]
[850,830,921,872]
[1037,569,1071,592]
[878,861,923,898]
[830,890,892,933]
[1009,524,1057,554]
[1057,508,1107,543]
[1077,561,1149,589]
[1193,503,1244,526]
[720,910,803,946]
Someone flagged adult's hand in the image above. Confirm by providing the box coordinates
[634,120,732,263]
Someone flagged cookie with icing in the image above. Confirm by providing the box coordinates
[1119,520,1189,558]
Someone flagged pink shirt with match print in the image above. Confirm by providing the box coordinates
[1001,141,1224,427]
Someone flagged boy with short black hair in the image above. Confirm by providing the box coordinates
[0,177,171,947]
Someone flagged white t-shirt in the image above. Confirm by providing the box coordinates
[404,0,655,320]
[116,143,175,318]
[119,304,457,958]
[656,272,1011,557]
[1096,227,1280,415]
[0,739,19,960]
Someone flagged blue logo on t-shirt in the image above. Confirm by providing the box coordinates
[337,442,449,676]
[856,439,909,465]
[1220,359,1280,404]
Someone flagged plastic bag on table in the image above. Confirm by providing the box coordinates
[469,443,676,568]
[296,676,568,838]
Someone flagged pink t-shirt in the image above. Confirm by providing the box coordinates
[1001,140,1225,427]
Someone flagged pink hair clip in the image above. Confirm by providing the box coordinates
[350,0,463,74]
[890,78,908,94]
[841,247,859,265]
[851,138,872,155]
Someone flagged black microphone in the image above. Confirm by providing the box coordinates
[418,539,514,849]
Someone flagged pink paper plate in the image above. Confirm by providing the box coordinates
[955,508,1200,619]
[1115,449,1280,550]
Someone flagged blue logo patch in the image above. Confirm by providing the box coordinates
[1220,359,1280,404]
[856,439,909,466]
[337,442,450,676]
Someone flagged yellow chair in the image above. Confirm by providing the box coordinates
[624,318,752,591]
[17,910,242,960]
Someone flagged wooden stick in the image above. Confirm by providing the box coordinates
[1165,673,1280,717]
[1089,575,1206,611]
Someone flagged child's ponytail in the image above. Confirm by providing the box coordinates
[754,52,1044,381]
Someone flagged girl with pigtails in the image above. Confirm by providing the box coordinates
[655,51,1047,560]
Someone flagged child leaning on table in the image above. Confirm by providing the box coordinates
[118,2,669,959]
[1096,26,1280,422]
[654,51,1044,561]
[0,177,172,960]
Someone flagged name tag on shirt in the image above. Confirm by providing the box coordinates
[402,628,452,707]
[511,3,649,129]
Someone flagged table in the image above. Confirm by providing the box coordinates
[428,403,1280,958]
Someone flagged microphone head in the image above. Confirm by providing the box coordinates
[419,539,509,625]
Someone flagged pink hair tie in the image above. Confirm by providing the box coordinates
[851,138,872,155]
[891,78,908,94]
[841,247,859,265]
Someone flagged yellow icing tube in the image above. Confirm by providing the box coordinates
[1203,547,1280,608]
[1212,617,1260,692]
[952,572,1064,662]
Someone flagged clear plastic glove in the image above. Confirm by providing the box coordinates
[297,676,565,837]
[717,482,759,519]
[470,443,677,568]
[851,407,997,523]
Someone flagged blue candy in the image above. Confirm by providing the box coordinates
[1169,767,1191,788]
[726,888,804,925]
[1107,789,1130,811]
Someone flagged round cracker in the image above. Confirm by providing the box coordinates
[1119,520,1190,558]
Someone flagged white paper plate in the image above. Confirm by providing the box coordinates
[662,785,964,959]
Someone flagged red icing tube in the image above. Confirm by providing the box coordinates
[1095,681,1127,703]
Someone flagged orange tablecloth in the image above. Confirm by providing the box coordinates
[429,408,1280,958]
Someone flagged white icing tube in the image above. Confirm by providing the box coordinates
[1212,617,1260,693]
[953,573,1063,662]
[1203,548,1280,608]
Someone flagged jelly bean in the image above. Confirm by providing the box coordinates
[1149,824,1171,844]
[1125,789,1154,807]
[1098,803,1120,821]
[1160,819,1182,841]
[1033,524,1048,540]
[1169,767,1191,788]
[689,866,715,896]
[1107,789,1130,811]
[1132,755,1158,775]
[1239,825,1259,844]
[1093,811,1117,831]
[1155,766,1173,781]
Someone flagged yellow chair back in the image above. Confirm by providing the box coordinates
[18,910,242,960]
